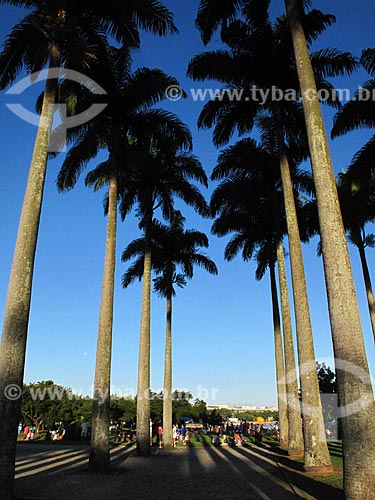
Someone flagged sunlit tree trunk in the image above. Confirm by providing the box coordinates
[162,292,173,449]
[0,54,59,500]
[275,239,304,456]
[89,174,117,471]
[285,0,375,496]
[136,210,153,456]
[269,262,288,447]
[274,106,332,471]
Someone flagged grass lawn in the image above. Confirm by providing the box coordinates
[258,435,343,490]
[17,429,343,490]
[185,432,343,490]
[313,441,343,489]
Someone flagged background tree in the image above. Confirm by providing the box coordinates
[119,138,209,455]
[337,171,375,344]
[285,0,375,494]
[122,211,217,448]
[190,1,356,470]
[0,0,177,494]
[57,44,190,471]
[332,46,375,345]
[209,133,308,453]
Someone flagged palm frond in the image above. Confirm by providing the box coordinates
[331,80,375,137]
[360,48,375,76]
[311,48,358,79]
[195,0,242,45]
[187,50,243,84]
[56,132,101,191]
[121,257,144,288]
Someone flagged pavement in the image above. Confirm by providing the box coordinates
[15,441,344,500]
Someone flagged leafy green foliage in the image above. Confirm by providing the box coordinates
[316,362,337,394]
[21,381,92,431]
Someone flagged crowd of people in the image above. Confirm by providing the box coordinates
[18,417,276,448]
[147,419,273,449]
[18,421,67,441]
[44,422,66,441]
[147,422,192,448]
[208,420,276,447]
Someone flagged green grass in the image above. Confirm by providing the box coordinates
[256,436,343,490]
[17,429,344,490]
[201,433,343,490]
[184,432,212,447]
[313,441,343,489]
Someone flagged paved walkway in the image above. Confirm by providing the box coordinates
[15,442,344,499]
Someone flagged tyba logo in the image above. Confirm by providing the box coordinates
[5,68,108,152]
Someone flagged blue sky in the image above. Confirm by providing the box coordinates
[1,0,375,407]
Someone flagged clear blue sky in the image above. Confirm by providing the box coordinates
[1,0,375,407]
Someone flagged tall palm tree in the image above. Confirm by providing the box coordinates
[0,1,176,493]
[211,186,290,449]
[56,46,191,470]
[309,169,375,346]
[209,134,309,453]
[118,139,209,456]
[189,2,352,466]
[332,49,375,345]
[121,212,218,449]
[284,1,375,494]
[337,171,375,345]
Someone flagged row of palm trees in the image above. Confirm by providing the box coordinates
[0,1,375,499]
[121,211,217,449]
[55,42,210,462]
[0,0,186,497]
[191,0,375,498]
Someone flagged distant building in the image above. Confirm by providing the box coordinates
[206,405,230,411]
[207,405,278,413]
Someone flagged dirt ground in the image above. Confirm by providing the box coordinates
[15,442,344,500]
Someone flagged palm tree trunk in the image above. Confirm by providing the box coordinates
[89,174,117,472]
[275,238,304,456]
[162,292,173,449]
[0,54,59,500]
[269,262,288,447]
[136,211,153,456]
[356,236,375,345]
[274,107,332,471]
[285,1,375,495]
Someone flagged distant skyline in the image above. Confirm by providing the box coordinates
[1,0,375,407]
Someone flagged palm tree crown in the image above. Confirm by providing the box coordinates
[122,210,218,293]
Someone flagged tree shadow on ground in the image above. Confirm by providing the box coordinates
[245,441,305,472]
[237,444,344,500]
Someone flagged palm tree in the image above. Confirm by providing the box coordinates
[284,1,375,494]
[0,1,176,493]
[56,45,191,470]
[336,170,375,345]
[211,188,290,449]
[121,211,218,449]
[309,168,375,347]
[118,139,209,456]
[332,49,375,345]
[189,3,352,467]
[332,47,375,152]
[210,134,307,453]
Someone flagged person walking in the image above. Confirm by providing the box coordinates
[23,425,30,441]
[157,424,163,448]
[172,425,178,448]
[80,420,89,443]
